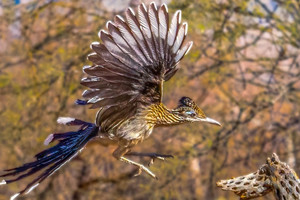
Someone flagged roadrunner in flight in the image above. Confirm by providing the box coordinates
[0,2,220,199]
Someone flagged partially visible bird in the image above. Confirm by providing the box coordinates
[0,2,220,199]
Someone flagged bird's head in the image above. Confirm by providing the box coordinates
[172,97,221,126]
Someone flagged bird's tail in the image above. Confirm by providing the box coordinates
[0,117,99,200]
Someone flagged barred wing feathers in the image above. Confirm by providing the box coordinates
[82,3,193,131]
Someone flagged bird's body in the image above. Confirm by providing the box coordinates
[0,2,220,199]
[99,101,202,148]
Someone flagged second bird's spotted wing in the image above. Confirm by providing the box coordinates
[81,3,193,131]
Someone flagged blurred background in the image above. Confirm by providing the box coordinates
[0,0,300,199]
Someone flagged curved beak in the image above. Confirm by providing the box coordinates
[199,117,221,126]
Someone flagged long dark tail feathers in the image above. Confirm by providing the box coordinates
[0,117,99,200]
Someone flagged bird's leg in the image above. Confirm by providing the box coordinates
[126,152,174,160]
[113,146,157,179]
[119,156,157,179]
[125,152,174,166]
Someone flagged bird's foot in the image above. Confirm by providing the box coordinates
[120,156,157,179]
[147,153,174,166]
[125,152,174,166]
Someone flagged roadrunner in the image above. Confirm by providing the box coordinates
[0,2,220,199]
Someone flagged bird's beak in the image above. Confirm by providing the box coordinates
[199,117,221,126]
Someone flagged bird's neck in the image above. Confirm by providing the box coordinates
[144,103,182,126]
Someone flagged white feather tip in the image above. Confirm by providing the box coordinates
[90,41,100,49]
[127,7,135,15]
[183,22,188,35]
[44,134,54,145]
[0,180,6,185]
[99,30,108,38]
[106,21,112,29]
[57,117,75,125]
[116,15,125,22]
[185,42,193,55]
[150,2,157,10]
[10,193,20,200]
[161,3,168,12]
[140,3,147,11]
[175,10,182,23]
[82,65,90,71]
[25,183,40,194]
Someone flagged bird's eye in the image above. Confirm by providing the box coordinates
[185,111,196,117]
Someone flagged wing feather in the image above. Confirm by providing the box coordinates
[158,4,168,60]
[168,10,181,47]
[82,89,100,98]
[107,21,143,64]
[99,30,142,67]
[174,41,193,63]
[125,8,153,62]
[114,16,148,66]
[87,53,106,65]
[90,94,135,109]
[81,3,193,131]
[148,3,160,60]
[84,65,140,81]
[91,43,131,69]
[172,22,187,54]
[138,3,158,61]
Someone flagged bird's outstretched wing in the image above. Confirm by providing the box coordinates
[81,3,193,131]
